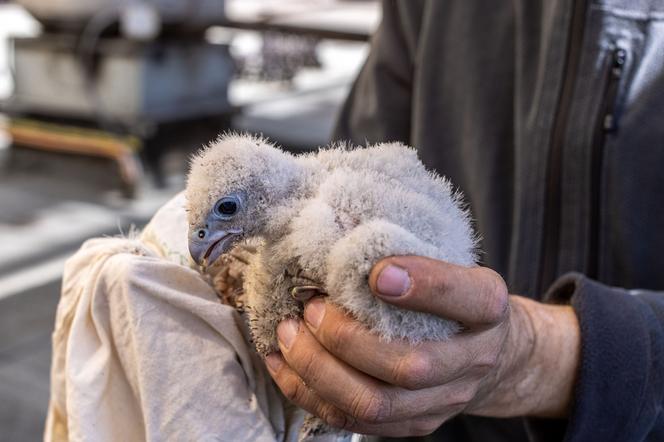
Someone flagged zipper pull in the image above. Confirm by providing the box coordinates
[603,48,627,132]
[611,48,627,77]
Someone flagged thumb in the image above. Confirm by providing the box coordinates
[368,256,509,329]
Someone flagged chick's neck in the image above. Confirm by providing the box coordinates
[259,160,314,240]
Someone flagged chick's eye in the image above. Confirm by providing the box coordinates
[215,196,240,217]
[219,200,237,214]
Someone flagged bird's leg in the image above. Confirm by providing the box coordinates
[284,263,326,302]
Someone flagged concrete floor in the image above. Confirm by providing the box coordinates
[0,280,59,442]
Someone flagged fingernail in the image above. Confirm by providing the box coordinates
[265,353,283,373]
[277,319,299,349]
[304,298,325,329]
[376,265,411,297]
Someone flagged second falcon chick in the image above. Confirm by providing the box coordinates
[186,133,477,357]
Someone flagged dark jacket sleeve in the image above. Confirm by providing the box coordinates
[332,0,420,145]
[539,274,664,441]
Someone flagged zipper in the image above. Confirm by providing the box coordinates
[539,0,588,293]
[587,47,627,278]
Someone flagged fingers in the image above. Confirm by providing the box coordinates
[264,353,349,429]
[266,351,453,436]
[272,317,486,422]
[274,318,402,423]
[266,344,471,436]
[369,256,509,329]
[303,298,503,390]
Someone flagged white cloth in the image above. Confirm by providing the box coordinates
[45,193,305,442]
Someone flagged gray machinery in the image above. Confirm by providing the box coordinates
[4,0,233,193]
[15,0,225,30]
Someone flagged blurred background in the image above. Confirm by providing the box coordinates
[0,0,378,439]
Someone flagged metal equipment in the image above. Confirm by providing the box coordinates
[9,35,233,130]
[15,0,225,33]
[3,0,233,195]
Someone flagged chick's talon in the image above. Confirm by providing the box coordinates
[290,285,326,302]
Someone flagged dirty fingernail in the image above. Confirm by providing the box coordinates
[277,319,299,349]
[265,353,283,373]
[304,298,326,329]
[376,265,411,297]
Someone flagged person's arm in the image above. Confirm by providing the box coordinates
[332,0,420,145]
[264,256,664,439]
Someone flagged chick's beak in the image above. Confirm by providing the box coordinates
[188,227,243,267]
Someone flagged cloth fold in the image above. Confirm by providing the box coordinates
[45,193,305,442]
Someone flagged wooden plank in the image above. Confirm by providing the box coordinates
[5,118,141,195]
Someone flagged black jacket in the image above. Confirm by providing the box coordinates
[333,1,664,440]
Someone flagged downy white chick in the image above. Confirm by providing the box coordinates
[186,134,477,441]
[186,134,477,357]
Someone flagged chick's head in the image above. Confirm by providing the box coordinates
[186,133,299,267]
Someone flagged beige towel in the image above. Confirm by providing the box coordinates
[45,193,306,442]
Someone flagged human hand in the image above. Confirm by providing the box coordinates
[264,256,580,436]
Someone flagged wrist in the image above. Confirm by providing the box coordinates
[468,295,580,418]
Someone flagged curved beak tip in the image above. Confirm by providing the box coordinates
[188,242,206,266]
[188,228,244,267]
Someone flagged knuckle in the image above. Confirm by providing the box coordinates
[321,407,349,430]
[393,350,435,390]
[468,344,500,377]
[410,419,442,437]
[326,320,357,355]
[296,348,323,385]
[474,355,498,378]
[447,386,476,409]
[281,378,309,405]
[476,349,500,372]
[465,362,493,381]
[430,267,452,295]
[479,269,509,324]
[351,387,389,424]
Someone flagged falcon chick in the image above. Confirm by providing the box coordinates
[185,133,477,439]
